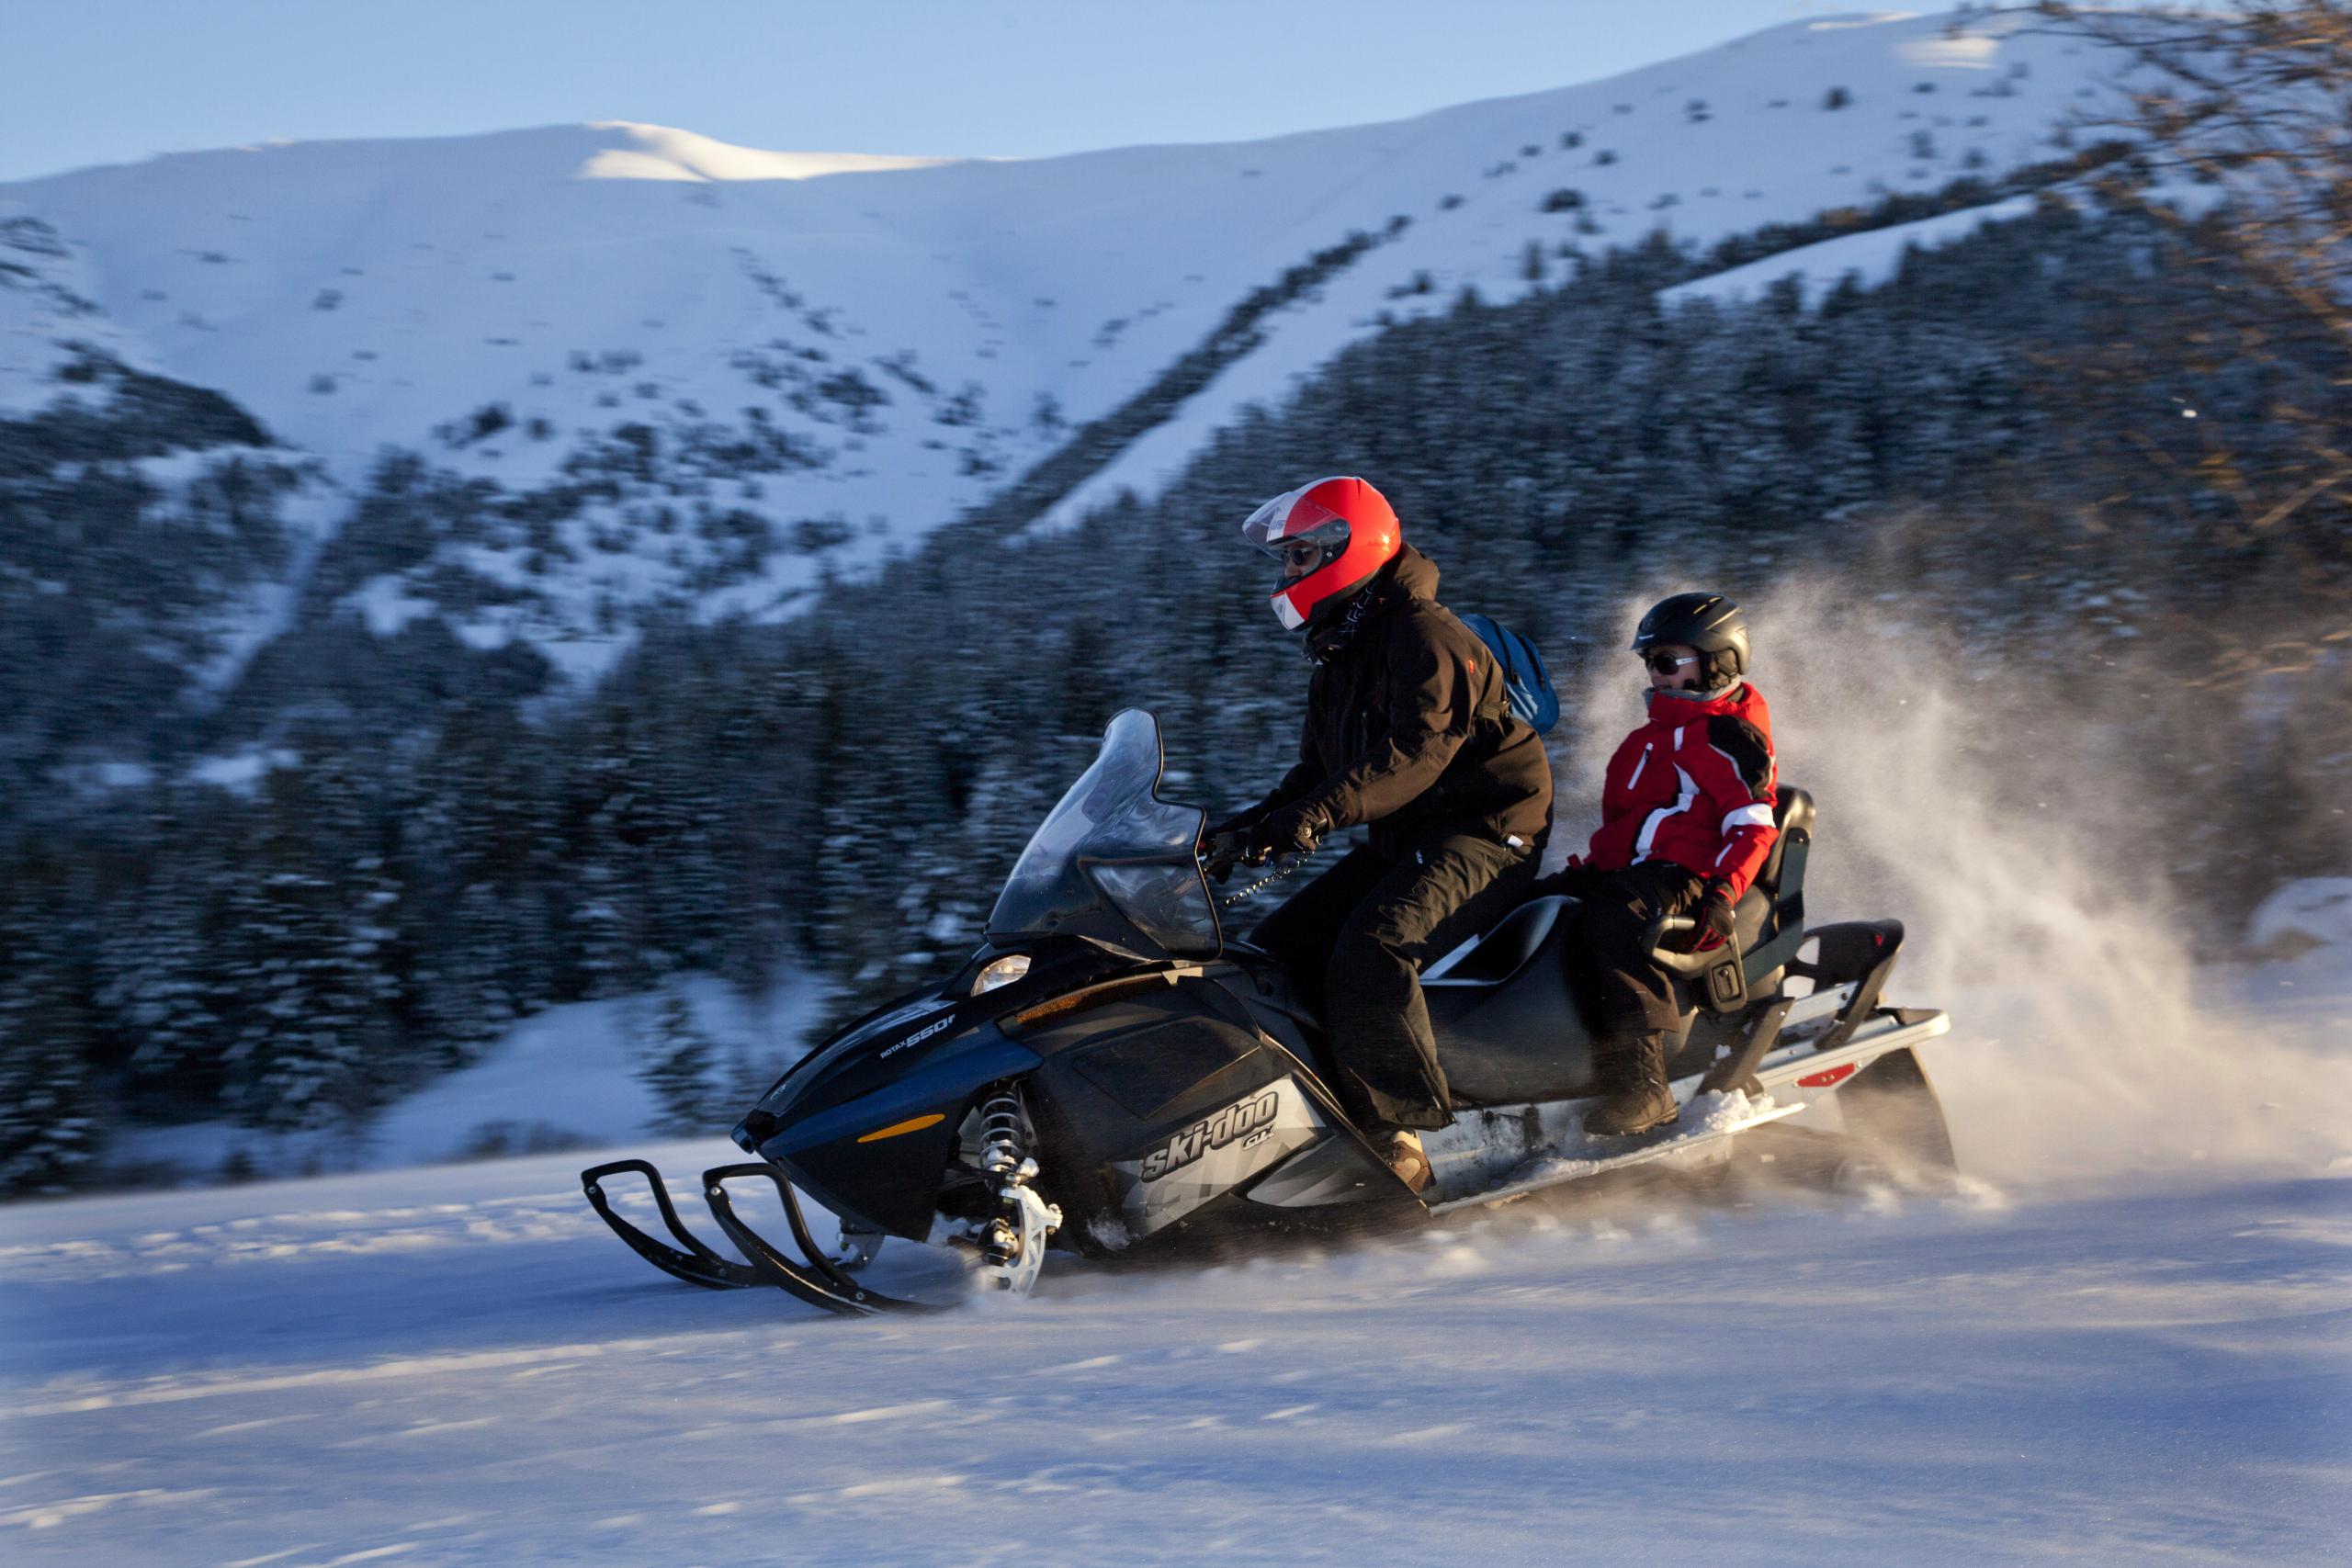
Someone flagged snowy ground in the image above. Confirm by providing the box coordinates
[7,1122,2348,1562]
[12,899,2351,1564]
[5,1160,2346,1566]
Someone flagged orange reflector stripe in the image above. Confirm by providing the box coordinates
[1796,1064,1858,1089]
[856,1112,945,1144]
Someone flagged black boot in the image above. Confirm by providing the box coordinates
[1586,1032,1679,1138]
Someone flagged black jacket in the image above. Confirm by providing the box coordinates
[1254,547,1553,858]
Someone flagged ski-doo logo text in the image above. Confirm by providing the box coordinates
[1139,1089,1281,1182]
[879,1016,953,1058]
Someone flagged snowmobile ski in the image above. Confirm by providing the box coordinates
[580,1158,939,1315]
[700,1165,945,1315]
[579,1158,766,1292]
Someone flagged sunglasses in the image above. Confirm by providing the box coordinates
[1642,651,1700,675]
[1278,540,1329,573]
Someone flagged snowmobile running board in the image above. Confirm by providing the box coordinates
[580,1158,943,1317]
[1427,1100,1808,1216]
[1421,1007,1952,1217]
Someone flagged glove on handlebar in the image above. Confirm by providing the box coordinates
[1245,803,1328,864]
[1684,878,1737,953]
[1201,829,1251,883]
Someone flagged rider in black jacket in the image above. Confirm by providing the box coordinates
[1210,477,1553,1190]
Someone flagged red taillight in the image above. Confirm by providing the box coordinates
[1796,1063,1858,1089]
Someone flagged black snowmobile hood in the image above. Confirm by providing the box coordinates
[733,995,1035,1237]
[729,943,1127,1238]
[751,998,1015,1126]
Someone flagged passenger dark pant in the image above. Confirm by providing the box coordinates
[1249,828,1536,1134]
[1564,861,1709,1043]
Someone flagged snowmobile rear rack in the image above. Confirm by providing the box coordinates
[579,1157,944,1316]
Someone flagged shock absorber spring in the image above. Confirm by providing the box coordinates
[969,1085,1061,1287]
[975,1090,1027,1182]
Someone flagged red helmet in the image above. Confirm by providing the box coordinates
[1240,476,1403,631]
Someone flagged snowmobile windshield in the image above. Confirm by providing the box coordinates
[986,709,1220,961]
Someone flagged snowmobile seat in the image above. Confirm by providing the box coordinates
[1423,897,1568,987]
[1731,885,1773,947]
[1430,786,1812,989]
[1649,785,1815,1023]
[1757,787,1814,899]
[1424,786,1818,1105]
[1737,785,1813,982]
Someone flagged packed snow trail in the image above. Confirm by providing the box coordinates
[6,1140,2346,1566]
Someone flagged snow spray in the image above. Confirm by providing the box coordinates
[1550,581,2352,1193]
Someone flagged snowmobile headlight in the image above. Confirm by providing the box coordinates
[972,953,1032,996]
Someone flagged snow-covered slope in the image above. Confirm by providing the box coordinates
[111,972,829,1184]
[1657,193,2040,310]
[0,208,153,411]
[0,11,2123,681]
[0,206,339,743]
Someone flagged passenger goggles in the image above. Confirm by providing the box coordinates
[1642,651,1701,675]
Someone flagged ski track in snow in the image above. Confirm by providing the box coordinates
[6,1140,2348,1566]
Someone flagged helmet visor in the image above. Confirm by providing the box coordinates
[1242,481,1348,543]
[1260,517,1351,581]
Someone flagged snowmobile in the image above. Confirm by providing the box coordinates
[582,709,1957,1315]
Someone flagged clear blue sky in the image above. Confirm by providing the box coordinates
[3,0,1905,183]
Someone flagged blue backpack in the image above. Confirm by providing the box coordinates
[1459,613,1560,735]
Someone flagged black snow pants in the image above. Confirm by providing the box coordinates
[1249,827,1536,1134]
[1562,861,1709,1043]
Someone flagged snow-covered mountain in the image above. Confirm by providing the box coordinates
[1,10,2121,682]
[0,207,338,778]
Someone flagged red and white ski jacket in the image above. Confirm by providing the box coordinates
[1582,683,1779,899]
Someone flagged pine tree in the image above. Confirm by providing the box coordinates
[94,853,225,1107]
[0,907,103,1193]
[639,987,716,1136]
[410,881,520,1067]
[218,760,406,1130]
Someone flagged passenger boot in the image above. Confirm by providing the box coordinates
[1585,1032,1679,1138]
[1378,1129,1432,1194]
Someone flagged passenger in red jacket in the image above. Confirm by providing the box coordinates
[1536,592,1777,1137]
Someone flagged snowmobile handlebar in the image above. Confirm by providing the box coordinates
[1200,835,1247,884]
[1647,914,1734,975]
